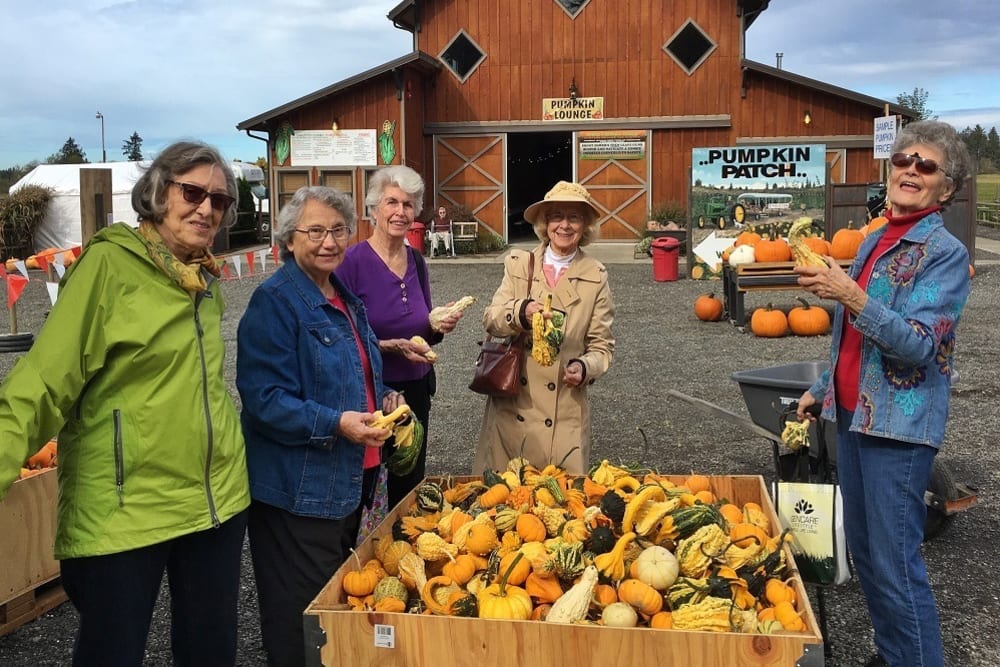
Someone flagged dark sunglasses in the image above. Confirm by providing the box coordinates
[168,180,236,212]
[889,152,951,178]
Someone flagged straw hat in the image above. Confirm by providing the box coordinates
[523,181,601,225]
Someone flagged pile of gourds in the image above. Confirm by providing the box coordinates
[339,459,810,635]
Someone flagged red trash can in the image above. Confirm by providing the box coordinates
[651,236,681,282]
[406,222,426,254]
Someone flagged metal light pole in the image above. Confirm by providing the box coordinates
[95,111,106,163]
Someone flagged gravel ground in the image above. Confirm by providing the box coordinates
[1,226,998,666]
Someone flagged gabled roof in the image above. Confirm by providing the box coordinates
[741,59,916,118]
[236,51,440,132]
[388,0,771,32]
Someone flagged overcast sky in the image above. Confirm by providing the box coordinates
[2,0,998,170]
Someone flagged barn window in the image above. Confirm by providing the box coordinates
[439,30,486,83]
[554,0,591,18]
[664,20,717,75]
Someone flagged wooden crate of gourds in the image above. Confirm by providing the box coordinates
[306,462,823,666]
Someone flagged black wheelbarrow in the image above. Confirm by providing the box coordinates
[729,361,978,541]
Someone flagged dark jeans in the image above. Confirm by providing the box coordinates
[386,373,432,509]
[248,493,367,667]
[60,510,248,667]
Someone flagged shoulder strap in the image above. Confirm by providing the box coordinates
[411,246,432,309]
[526,251,535,300]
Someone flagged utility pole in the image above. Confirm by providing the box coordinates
[96,111,106,163]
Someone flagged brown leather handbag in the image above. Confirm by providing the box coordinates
[469,253,535,398]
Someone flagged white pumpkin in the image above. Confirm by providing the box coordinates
[601,602,639,628]
[728,243,757,267]
[632,545,679,591]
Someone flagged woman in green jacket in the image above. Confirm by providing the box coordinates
[0,141,250,666]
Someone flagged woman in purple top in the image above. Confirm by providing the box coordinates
[336,166,463,509]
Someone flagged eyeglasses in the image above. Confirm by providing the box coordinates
[168,181,236,212]
[890,152,951,178]
[545,210,586,225]
[294,226,351,242]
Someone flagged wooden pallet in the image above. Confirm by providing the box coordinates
[723,260,852,328]
[0,576,68,637]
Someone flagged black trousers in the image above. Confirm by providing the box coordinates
[248,486,372,667]
[385,374,433,509]
[60,509,248,667]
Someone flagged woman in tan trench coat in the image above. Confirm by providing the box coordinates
[472,181,615,475]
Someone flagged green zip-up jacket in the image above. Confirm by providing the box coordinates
[0,223,250,559]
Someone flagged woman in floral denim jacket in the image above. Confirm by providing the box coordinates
[794,121,971,667]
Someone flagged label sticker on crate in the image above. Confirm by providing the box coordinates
[374,624,395,649]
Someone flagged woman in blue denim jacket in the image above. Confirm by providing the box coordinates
[237,186,406,667]
[795,121,972,667]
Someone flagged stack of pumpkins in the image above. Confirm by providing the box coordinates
[699,219,883,337]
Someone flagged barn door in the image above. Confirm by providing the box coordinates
[575,130,650,241]
[434,134,506,239]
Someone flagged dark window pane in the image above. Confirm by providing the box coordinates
[665,21,715,73]
[441,32,486,81]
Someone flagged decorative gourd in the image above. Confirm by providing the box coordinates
[421,576,462,616]
[478,482,510,509]
[694,293,724,322]
[415,482,445,512]
[735,230,762,247]
[742,502,771,533]
[672,596,756,633]
[372,576,408,605]
[593,531,637,582]
[601,602,638,628]
[546,564,599,624]
[342,551,382,597]
[464,522,499,556]
[442,553,478,586]
[787,297,830,336]
[802,236,831,256]
[373,596,406,613]
[591,583,618,609]
[585,524,617,555]
[415,532,459,561]
[397,552,428,592]
[599,490,627,526]
[632,545,679,591]
[750,304,788,338]
[765,578,797,606]
[754,231,792,263]
[650,611,673,629]
[374,538,412,577]
[477,552,533,620]
[683,473,711,494]
[730,522,769,550]
[773,600,806,632]
[618,578,663,616]
[559,518,589,543]
[728,243,757,267]
[718,503,744,529]
[516,512,547,543]
[676,524,729,578]
[831,221,864,259]
[525,572,564,604]
[498,550,532,586]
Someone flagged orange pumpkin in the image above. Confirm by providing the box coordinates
[831,221,864,259]
[650,610,673,629]
[787,297,831,336]
[802,236,831,256]
[750,304,788,338]
[694,293,724,322]
[862,215,888,236]
[754,231,792,263]
[735,230,762,247]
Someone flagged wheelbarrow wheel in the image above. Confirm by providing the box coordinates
[0,333,35,353]
[924,459,958,541]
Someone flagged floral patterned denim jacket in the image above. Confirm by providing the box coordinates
[809,211,970,448]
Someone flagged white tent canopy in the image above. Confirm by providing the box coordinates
[9,161,147,251]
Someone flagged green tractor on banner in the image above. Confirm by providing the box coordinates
[695,194,746,229]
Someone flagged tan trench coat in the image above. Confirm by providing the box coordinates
[472,245,615,475]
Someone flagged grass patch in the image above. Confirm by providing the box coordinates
[978,174,1000,203]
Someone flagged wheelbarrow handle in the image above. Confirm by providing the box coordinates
[787,400,822,418]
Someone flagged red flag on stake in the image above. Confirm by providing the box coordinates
[271,245,280,266]
[220,262,232,280]
[0,264,6,280]
[71,246,82,258]
[35,254,49,273]
[245,251,255,274]
[7,274,29,308]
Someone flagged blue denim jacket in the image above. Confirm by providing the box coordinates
[809,211,969,448]
[236,260,388,519]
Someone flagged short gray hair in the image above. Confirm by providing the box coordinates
[131,141,238,228]
[365,165,425,219]
[892,120,973,205]
[274,186,357,260]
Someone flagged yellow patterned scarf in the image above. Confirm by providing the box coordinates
[138,221,221,294]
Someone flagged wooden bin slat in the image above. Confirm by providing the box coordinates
[0,468,60,606]
[306,474,824,667]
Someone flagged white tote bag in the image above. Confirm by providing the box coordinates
[774,481,851,586]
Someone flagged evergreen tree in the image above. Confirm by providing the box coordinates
[986,127,1000,172]
[46,137,89,164]
[960,125,989,170]
[122,132,144,161]
[896,87,935,122]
